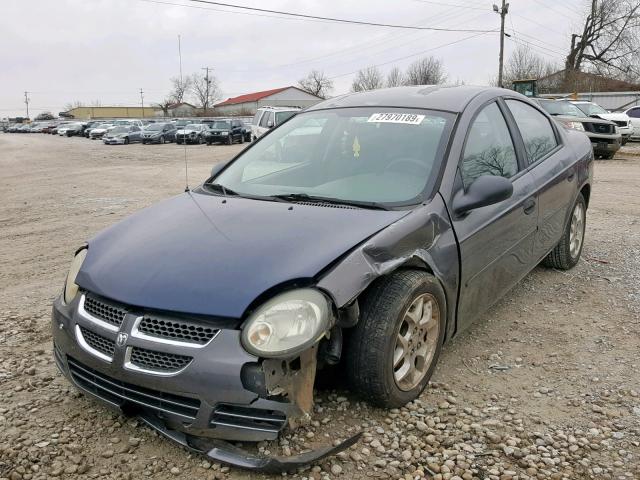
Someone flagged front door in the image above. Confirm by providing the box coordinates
[452,101,538,332]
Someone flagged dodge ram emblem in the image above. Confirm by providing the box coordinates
[116,332,128,347]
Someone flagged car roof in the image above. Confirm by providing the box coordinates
[307,85,509,113]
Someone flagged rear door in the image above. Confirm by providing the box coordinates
[627,107,640,135]
[503,98,576,260]
[453,101,538,332]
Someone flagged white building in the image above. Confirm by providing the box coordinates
[214,86,323,115]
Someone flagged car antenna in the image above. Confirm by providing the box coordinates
[178,34,189,192]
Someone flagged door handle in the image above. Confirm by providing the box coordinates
[523,198,536,215]
[567,171,575,181]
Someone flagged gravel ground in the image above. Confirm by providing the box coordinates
[0,134,639,480]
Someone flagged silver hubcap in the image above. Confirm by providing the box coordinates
[393,293,440,391]
[569,202,585,258]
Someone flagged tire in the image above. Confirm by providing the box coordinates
[124,137,129,145]
[542,193,586,270]
[239,134,244,144]
[198,136,204,145]
[177,140,182,145]
[252,135,257,142]
[227,136,233,145]
[159,136,165,144]
[601,152,615,159]
[345,270,446,408]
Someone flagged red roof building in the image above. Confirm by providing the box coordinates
[214,86,322,114]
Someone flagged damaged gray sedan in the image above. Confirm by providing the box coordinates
[52,86,593,471]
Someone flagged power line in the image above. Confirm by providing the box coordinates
[327,30,494,79]
[182,0,497,32]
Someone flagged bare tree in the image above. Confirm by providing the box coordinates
[189,72,221,112]
[90,99,102,107]
[404,56,447,85]
[386,66,404,87]
[351,66,384,92]
[566,0,640,81]
[63,100,85,111]
[494,45,558,87]
[169,76,193,104]
[155,99,174,117]
[298,70,333,99]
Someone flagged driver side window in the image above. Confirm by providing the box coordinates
[461,102,518,188]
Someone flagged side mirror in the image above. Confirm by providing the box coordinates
[453,175,513,216]
[267,121,274,128]
[210,160,230,178]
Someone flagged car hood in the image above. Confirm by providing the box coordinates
[177,129,197,134]
[76,192,410,319]
[553,114,614,125]
[593,112,629,122]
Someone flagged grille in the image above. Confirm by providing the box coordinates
[586,122,614,134]
[79,326,115,358]
[129,347,192,372]
[137,316,218,345]
[84,294,127,328]
[68,357,200,419]
[211,404,287,434]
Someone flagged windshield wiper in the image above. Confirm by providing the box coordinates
[269,193,389,210]
[204,183,238,196]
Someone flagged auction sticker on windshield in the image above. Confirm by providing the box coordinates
[367,113,425,125]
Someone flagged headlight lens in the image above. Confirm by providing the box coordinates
[562,121,585,131]
[221,131,229,135]
[64,248,87,304]
[241,289,330,358]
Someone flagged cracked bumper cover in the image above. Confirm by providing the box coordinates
[51,297,358,471]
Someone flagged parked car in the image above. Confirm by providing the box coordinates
[535,99,620,159]
[64,122,87,137]
[204,119,246,145]
[251,106,299,140]
[28,122,45,133]
[102,125,143,144]
[570,101,633,145]
[16,123,33,133]
[141,122,177,144]
[52,86,592,472]
[89,123,114,140]
[112,119,144,128]
[175,123,208,144]
[41,122,59,134]
[623,106,640,140]
[57,122,82,136]
[83,121,103,138]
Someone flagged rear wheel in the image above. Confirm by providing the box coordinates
[346,270,446,407]
[124,137,129,145]
[542,193,586,270]
[601,152,615,159]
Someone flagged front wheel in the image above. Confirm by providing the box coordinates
[345,270,446,408]
[159,135,165,144]
[124,137,129,145]
[239,134,244,144]
[542,193,586,270]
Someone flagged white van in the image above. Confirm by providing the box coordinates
[251,106,300,140]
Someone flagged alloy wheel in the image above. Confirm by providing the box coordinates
[393,293,440,391]
[569,202,585,258]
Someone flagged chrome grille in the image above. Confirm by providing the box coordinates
[211,405,287,434]
[586,122,615,134]
[79,326,115,358]
[68,357,200,419]
[84,294,127,328]
[129,347,192,372]
[137,316,218,345]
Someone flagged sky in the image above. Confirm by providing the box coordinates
[0,0,588,119]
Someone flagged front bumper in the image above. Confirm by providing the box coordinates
[176,134,198,143]
[51,294,294,442]
[587,134,621,155]
[103,137,126,145]
[207,134,229,143]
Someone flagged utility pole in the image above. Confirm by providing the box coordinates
[201,67,214,113]
[24,91,30,119]
[494,1,509,88]
[140,88,145,118]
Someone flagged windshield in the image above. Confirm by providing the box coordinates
[538,100,585,117]
[110,126,129,134]
[275,111,297,124]
[211,121,230,129]
[574,102,609,116]
[213,108,454,205]
[146,123,165,131]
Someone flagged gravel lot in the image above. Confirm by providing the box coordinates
[0,134,639,480]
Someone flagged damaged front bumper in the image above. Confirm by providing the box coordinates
[51,293,357,471]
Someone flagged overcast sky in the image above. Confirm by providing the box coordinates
[1,0,588,118]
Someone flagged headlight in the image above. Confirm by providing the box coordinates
[64,248,87,304]
[221,131,229,135]
[562,121,585,131]
[241,289,330,358]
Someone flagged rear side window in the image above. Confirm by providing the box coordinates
[260,111,274,127]
[628,108,640,118]
[506,100,558,165]
[252,111,262,125]
[461,102,518,187]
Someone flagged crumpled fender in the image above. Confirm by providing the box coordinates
[139,412,362,473]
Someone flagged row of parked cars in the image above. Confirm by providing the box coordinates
[2,107,302,148]
[533,99,640,159]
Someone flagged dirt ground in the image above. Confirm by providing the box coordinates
[0,134,638,480]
